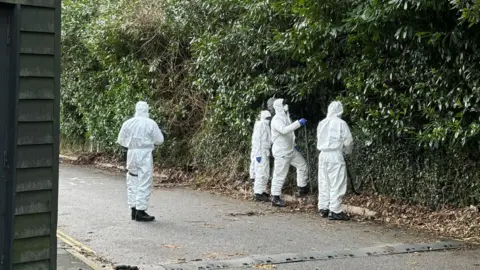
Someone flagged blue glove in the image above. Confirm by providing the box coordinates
[299,118,307,126]
[294,146,300,152]
[256,157,262,163]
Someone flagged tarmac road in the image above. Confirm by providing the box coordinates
[58,164,480,269]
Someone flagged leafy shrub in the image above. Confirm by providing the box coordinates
[61,0,480,207]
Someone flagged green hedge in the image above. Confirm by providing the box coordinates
[61,0,480,208]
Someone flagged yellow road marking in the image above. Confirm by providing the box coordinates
[57,229,108,270]
[57,229,96,254]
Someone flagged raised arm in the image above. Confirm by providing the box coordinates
[272,118,301,135]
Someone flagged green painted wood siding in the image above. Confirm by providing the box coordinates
[0,0,54,8]
[0,0,61,268]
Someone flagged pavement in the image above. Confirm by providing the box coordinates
[57,164,480,269]
[58,239,92,270]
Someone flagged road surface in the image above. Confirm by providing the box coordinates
[58,164,480,269]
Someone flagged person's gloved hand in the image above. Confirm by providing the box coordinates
[294,146,300,152]
[256,157,262,163]
[299,118,307,126]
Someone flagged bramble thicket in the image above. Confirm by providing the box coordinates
[61,0,480,208]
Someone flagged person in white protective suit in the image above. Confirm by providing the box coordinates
[117,101,164,222]
[251,110,273,202]
[249,113,262,184]
[249,98,275,184]
[270,98,308,207]
[317,101,353,221]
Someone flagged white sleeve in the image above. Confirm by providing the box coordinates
[272,118,301,135]
[342,122,353,155]
[152,122,164,145]
[116,122,129,148]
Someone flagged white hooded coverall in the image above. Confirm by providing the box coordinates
[270,99,308,196]
[117,101,164,211]
[317,101,353,214]
[251,111,272,194]
[249,113,262,180]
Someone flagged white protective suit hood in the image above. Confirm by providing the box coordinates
[273,98,286,115]
[327,101,343,118]
[260,110,271,124]
[135,101,150,118]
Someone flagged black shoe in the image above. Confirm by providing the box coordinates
[271,196,286,207]
[318,209,329,218]
[135,210,155,222]
[131,208,136,220]
[328,211,350,221]
[254,193,270,202]
[297,185,309,197]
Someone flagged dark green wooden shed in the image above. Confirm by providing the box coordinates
[0,0,60,269]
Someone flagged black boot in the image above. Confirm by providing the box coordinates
[271,196,286,207]
[254,192,270,202]
[135,210,155,222]
[328,211,350,221]
[131,208,136,220]
[318,209,329,218]
[297,185,309,197]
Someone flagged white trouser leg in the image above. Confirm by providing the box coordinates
[317,154,330,210]
[135,151,154,211]
[126,171,138,209]
[271,155,291,196]
[249,154,256,180]
[254,151,270,194]
[328,162,347,213]
[126,150,139,209]
[290,150,308,188]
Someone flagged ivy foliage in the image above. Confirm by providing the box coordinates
[62,0,480,207]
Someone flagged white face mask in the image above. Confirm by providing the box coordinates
[283,104,289,112]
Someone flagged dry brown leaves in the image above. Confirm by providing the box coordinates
[154,168,191,184]
[202,252,247,260]
[72,152,104,165]
[252,264,277,269]
[70,152,120,166]
[344,194,480,241]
